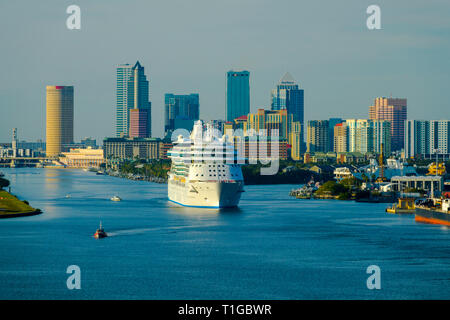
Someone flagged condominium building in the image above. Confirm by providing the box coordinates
[369,97,407,151]
[372,120,392,154]
[328,118,343,152]
[346,119,391,155]
[333,122,348,153]
[405,120,450,159]
[46,85,74,157]
[290,121,303,160]
[306,120,329,153]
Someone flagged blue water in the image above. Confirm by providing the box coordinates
[0,168,449,299]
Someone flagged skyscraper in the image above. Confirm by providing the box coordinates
[164,93,199,134]
[271,73,304,125]
[369,97,407,151]
[226,70,250,122]
[46,85,74,157]
[306,120,329,153]
[116,61,151,138]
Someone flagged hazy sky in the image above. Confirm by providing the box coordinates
[1,0,449,143]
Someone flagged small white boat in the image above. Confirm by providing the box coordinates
[65,194,71,198]
[110,196,122,202]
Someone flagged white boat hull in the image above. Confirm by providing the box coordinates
[168,179,243,208]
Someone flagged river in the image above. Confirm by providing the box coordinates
[0,168,448,299]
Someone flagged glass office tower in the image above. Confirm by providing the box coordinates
[226,70,250,122]
[116,61,151,137]
[271,72,304,124]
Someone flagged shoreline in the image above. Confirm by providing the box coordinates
[0,190,42,219]
[0,209,42,219]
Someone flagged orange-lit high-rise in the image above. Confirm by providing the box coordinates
[46,86,74,157]
[369,97,407,151]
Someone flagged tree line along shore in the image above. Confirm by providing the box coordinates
[112,159,333,185]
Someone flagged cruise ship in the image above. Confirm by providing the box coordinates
[167,120,244,208]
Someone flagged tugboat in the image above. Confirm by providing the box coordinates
[386,196,416,214]
[94,221,107,239]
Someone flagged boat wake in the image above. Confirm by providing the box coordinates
[104,224,219,237]
[106,228,155,237]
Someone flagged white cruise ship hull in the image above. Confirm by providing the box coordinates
[168,179,244,208]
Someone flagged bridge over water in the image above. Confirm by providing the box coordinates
[0,157,54,168]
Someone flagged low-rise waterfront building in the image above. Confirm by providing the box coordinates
[336,152,367,164]
[59,147,105,168]
[303,152,336,163]
[103,137,163,160]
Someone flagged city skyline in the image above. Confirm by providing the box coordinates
[1,1,450,143]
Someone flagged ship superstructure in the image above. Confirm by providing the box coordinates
[167,120,244,208]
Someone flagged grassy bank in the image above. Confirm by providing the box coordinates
[0,190,42,218]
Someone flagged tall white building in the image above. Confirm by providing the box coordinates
[345,119,391,154]
[405,120,450,159]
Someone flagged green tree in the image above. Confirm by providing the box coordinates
[0,177,10,190]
